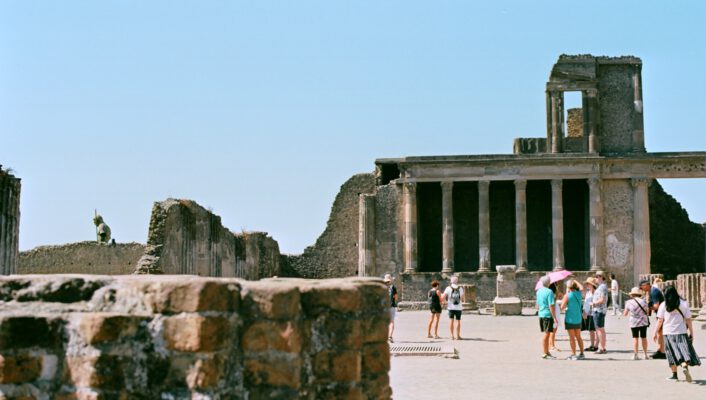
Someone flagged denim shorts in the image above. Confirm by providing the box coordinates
[593,312,606,328]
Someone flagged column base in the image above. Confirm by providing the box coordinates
[552,265,565,272]
[441,268,454,274]
[589,265,602,272]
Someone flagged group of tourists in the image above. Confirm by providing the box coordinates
[536,271,700,382]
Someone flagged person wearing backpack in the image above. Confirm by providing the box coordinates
[427,280,442,339]
[654,286,700,382]
[623,286,650,360]
[442,275,465,340]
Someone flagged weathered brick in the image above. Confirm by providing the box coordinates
[324,318,362,349]
[312,351,330,379]
[185,356,224,390]
[331,351,361,382]
[361,315,389,344]
[362,343,389,375]
[316,385,364,400]
[300,281,362,315]
[64,355,125,390]
[241,321,301,353]
[362,373,391,400]
[244,356,301,389]
[0,353,42,383]
[150,278,240,313]
[0,316,62,350]
[78,313,145,344]
[163,314,231,352]
[240,282,300,320]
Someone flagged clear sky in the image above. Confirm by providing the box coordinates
[2,1,705,254]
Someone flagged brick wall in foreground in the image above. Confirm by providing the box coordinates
[0,275,391,399]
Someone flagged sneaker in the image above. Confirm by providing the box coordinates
[427,334,433,339]
[651,351,666,359]
[588,346,598,352]
[632,354,640,360]
[542,353,556,360]
[567,355,578,360]
[434,335,440,339]
[666,375,678,381]
[388,337,394,343]
[683,365,692,383]
[596,349,607,354]
[577,353,586,360]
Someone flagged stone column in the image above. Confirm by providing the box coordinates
[441,181,455,274]
[545,91,553,152]
[697,274,706,321]
[632,177,651,284]
[551,179,564,271]
[676,273,703,310]
[403,182,418,273]
[588,177,605,271]
[514,180,528,272]
[584,89,600,154]
[358,194,376,277]
[632,65,646,153]
[0,171,21,275]
[550,91,564,153]
[478,180,491,272]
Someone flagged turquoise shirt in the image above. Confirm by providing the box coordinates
[536,287,555,318]
[564,290,583,325]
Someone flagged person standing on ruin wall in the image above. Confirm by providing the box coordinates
[537,275,558,359]
[442,275,465,340]
[93,214,111,244]
[384,274,398,343]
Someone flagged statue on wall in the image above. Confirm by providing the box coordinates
[93,212,112,244]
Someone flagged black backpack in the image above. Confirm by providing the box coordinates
[451,287,461,305]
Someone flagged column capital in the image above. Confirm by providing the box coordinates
[587,177,601,189]
[403,181,417,192]
[478,180,490,191]
[631,177,651,188]
[514,179,527,191]
[551,179,563,191]
[440,181,454,192]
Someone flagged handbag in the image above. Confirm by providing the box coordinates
[633,299,650,327]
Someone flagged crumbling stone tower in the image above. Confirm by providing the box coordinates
[0,166,21,274]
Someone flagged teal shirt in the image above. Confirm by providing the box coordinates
[536,287,555,319]
[564,290,583,325]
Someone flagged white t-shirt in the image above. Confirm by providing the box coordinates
[656,300,691,335]
[443,285,465,311]
[583,291,593,315]
[611,279,618,294]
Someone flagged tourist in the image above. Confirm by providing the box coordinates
[549,282,563,352]
[560,279,585,360]
[582,278,597,351]
[610,273,621,315]
[442,275,465,340]
[641,278,666,359]
[653,286,700,382]
[623,286,650,360]
[536,275,557,359]
[384,273,397,343]
[591,271,608,354]
[427,280,442,339]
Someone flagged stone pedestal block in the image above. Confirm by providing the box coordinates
[494,297,522,316]
[496,265,518,298]
[460,284,477,311]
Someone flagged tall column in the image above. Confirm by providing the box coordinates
[551,179,564,271]
[545,91,553,152]
[403,182,418,273]
[358,194,376,277]
[584,89,600,154]
[0,172,21,275]
[514,180,528,272]
[632,66,646,153]
[550,91,564,153]
[588,178,605,271]
[632,177,651,284]
[478,180,491,272]
[441,181,455,274]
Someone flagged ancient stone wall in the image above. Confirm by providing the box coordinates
[602,179,634,287]
[649,180,706,280]
[566,108,583,138]
[135,199,281,279]
[0,168,20,275]
[0,274,391,399]
[18,242,146,275]
[598,63,638,154]
[285,174,376,279]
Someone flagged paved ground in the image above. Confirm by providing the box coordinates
[389,309,706,400]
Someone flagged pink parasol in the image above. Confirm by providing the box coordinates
[535,270,573,291]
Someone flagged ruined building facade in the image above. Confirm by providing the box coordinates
[0,167,20,275]
[357,55,706,301]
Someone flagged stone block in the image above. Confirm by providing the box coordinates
[323,318,362,349]
[244,356,301,389]
[300,281,362,315]
[493,297,522,315]
[148,278,240,313]
[185,356,224,390]
[362,372,391,400]
[361,315,389,344]
[241,321,301,353]
[0,353,42,383]
[316,385,364,400]
[312,351,330,378]
[78,313,145,344]
[240,282,300,320]
[64,355,125,390]
[163,314,231,352]
[0,316,62,350]
[362,343,389,375]
[331,351,361,382]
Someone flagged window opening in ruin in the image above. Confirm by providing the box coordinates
[563,91,583,139]
[379,163,401,185]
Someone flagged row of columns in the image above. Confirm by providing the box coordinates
[402,177,652,274]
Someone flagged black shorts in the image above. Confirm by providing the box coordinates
[581,316,595,332]
[539,317,554,333]
[430,305,442,314]
[565,322,581,330]
[631,326,648,338]
[593,312,606,328]
[448,310,462,320]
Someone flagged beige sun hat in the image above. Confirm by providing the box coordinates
[584,277,598,288]
[628,287,643,297]
[383,273,392,283]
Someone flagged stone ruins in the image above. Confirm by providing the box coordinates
[0,167,20,275]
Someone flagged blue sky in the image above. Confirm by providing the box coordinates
[2,1,705,253]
